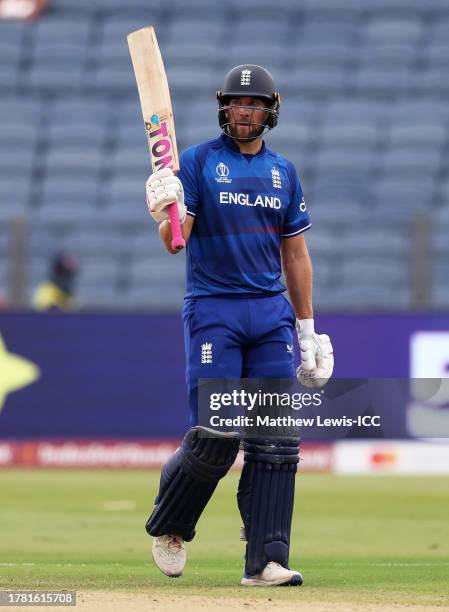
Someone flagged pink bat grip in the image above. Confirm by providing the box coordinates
[167,202,186,250]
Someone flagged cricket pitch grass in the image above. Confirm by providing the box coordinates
[1,470,448,611]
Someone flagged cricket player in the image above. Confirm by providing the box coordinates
[144,65,334,586]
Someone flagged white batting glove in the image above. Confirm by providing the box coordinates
[146,168,186,224]
[296,319,334,388]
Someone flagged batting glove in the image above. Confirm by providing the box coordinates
[146,168,186,224]
[296,319,334,388]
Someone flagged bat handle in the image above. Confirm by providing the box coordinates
[168,202,186,251]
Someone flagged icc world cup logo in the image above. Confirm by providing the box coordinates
[216,163,229,178]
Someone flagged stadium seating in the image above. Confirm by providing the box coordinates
[0,0,448,310]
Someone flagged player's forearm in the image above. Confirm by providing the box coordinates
[283,251,314,320]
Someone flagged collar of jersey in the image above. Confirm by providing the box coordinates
[220,134,266,157]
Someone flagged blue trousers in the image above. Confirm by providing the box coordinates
[182,294,296,425]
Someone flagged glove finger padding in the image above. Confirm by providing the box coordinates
[152,186,168,198]
[297,333,334,388]
[299,338,316,372]
[148,176,182,194]
[149,190,178,211]
[159,176,182,189]
[314,334,334,382]
[148,168,174,182]
[146,170,186,224]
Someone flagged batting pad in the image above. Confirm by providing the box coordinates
[237,436,300,576]
[146,426,240,541]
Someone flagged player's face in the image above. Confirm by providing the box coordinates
[225,97,269,141]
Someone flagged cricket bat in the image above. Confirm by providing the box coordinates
[127,26,185,251]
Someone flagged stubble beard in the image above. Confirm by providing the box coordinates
[229,121,264,142]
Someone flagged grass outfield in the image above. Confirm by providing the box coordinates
[0,470,448,608]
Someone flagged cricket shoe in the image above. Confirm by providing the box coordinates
[241,561,303,587]
[152,534,186,577]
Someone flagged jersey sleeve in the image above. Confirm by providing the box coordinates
[282,163,311,238]
[178,146,200,217]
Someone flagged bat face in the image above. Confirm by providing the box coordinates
[128,25,185,250]
[144,111,176,172]
[127,26,179,173]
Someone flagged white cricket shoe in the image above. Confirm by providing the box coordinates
[152,534,186,577]
[241,561,303,587]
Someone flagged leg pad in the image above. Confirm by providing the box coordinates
[237,436,300,576]
[146,427,240,541]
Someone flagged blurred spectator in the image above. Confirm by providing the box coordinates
[0,0,47,20]
[32,252,79,312]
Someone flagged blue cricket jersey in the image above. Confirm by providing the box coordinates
[177,134,311,297]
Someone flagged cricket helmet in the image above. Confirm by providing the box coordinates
[216,64,280,139]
